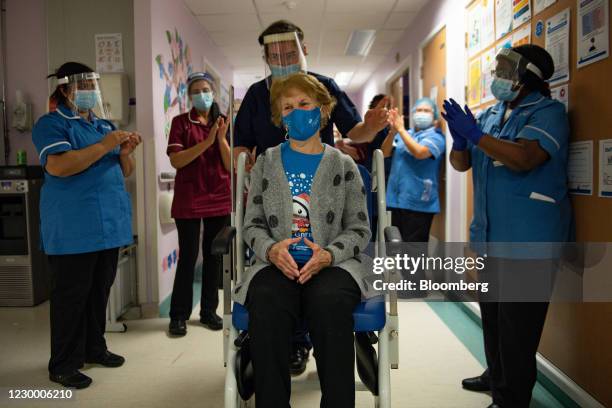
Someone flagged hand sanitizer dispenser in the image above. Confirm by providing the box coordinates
[99,73,129,126]
[11,90,32,132]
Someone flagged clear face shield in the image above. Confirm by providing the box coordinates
[262,31,307,87]
[58,72,108,118]
[492,48,543,86]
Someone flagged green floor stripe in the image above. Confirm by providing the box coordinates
[426,301,569,408]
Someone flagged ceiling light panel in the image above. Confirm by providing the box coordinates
[345,29,376,56]
[184,0,257,15]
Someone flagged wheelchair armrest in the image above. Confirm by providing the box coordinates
[211,226,237,255]
[384,226,402,256]
[384,226,402,243]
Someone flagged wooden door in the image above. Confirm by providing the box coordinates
[421,27,447,242]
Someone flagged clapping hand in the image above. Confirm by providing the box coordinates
[441,99,483,146]
[364,96,390,133]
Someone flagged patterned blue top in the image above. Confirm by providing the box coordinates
[280,141,324,264]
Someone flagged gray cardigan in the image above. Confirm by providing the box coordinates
[232,143,376,305]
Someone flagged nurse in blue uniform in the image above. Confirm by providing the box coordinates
[32,62,142,389]
[383,98,446,297]
[444,45,571,408]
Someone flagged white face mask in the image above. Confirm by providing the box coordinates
[413,111,434,129]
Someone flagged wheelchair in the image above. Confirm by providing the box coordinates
[212,149,401,407]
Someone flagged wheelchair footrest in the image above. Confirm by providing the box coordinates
[355,331,379,396]
[235,334,255,402]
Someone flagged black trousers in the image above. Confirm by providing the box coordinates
[48,248,119,375]
[247,265,361,408]
[479,258,556,408]
[170,215,230,320]
[391,208,434,286]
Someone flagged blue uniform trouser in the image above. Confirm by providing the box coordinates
[48,248,119,375]
[479,258,557,408]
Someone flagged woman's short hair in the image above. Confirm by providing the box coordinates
[369,94,387,109]
[270,73,337,128]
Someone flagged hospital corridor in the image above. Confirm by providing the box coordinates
[0,0,611,407]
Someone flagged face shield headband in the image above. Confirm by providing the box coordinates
[262,31,307,86]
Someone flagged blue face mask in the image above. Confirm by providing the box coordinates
[282,107,321,141]
[73,90,99,111]
[491,77,520,102]
[192,92,214,111]
[413,112,434,129]
[269,64,301,78]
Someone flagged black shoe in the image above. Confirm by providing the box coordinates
[200,311,223,331]
[462,369,491,392]
[487,404,502,408]
[169,319,187,336]
[49,371,92,389]
[289,346,309,376]
[85,351,125,367]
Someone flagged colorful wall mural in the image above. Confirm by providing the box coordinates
[155,28,193,138]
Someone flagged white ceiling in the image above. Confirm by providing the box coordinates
[183,0,428,92]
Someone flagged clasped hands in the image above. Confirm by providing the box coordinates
[102,130,142,156]
[267,238,332,284]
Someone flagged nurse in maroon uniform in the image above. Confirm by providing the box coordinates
[166,72,231,336]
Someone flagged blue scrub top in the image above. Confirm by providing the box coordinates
[470,91,572,258]
[386,126,446,213]
[31,104,133,255]
[234,72,361,155]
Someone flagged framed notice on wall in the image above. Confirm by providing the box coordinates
[95,33,124,73]
[568,141,593,195]
[577,0,610,68]
[599,139,612,198]
[545,8,570,85]
[468,58,482,107]
[496,0,514,39]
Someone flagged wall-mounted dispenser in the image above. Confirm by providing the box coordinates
[99,73,129,126]
[11,90,32,132]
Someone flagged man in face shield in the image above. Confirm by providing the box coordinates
[263,31,307,79]
[234,20,390,171]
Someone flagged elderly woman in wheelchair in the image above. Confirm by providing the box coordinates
[233,73,374,407]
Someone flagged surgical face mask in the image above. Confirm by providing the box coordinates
[282,107,321,141]
[491,76,520,102]
[73,90,99,111]
[413,111,434,129]
[269,63,301,78]
[191,91,214,111]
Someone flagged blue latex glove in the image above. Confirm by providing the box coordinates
[441,102,467,151]
[442,115,468,151]
[442,99,484,146]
